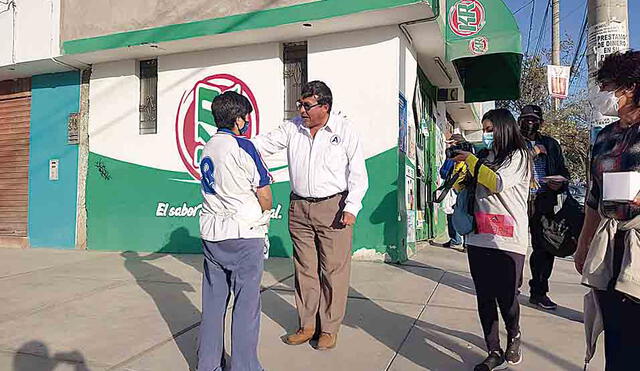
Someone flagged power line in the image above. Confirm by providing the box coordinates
[525,0,536,56]
[534,0,552,56]
[513,0,535,15]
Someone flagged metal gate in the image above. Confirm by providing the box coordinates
[0,80,31,238]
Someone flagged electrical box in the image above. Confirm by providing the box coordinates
[49,159,59,181]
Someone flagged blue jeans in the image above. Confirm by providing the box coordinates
[446,214,463,245]
[198,238,264,371]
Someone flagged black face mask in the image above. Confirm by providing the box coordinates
[520,119,540,139]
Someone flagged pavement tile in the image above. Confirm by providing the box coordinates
[0,280,201,367]
[390,305,605,371]
[0,248,106,280]
[271,261,444,305]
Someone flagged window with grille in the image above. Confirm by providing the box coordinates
[283,42,308,121]
[139,59,158,135]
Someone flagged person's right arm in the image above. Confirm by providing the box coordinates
[574,205,601,274]
[251,121,290,156]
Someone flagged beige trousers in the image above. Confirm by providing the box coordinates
[288,193,353,334]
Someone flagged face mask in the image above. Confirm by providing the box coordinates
[237,119,250,136]
[520,120,540,139]
[482,132,494,149]
[591,90,621,117]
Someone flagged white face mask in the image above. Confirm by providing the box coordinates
[591,90,621,117]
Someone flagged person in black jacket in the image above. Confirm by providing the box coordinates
[519,105,570,310]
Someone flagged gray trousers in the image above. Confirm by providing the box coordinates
[198,238,264,371]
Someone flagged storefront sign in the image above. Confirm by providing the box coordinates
[448,0,486,37]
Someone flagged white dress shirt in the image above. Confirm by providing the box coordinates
[200,129,273,242]
[253,111,368,216]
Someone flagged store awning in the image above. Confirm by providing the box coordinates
[445,0,522,103]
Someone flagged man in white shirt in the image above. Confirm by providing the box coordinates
[197,91,272,371]
[253,81,368,350]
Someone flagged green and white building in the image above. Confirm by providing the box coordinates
[0,0,522,262]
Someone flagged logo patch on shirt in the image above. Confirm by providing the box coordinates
[330,134,341,145]
[475,212,515,238]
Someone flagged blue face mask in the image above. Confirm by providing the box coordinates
[237,119,250,136]
[482,132,494,149]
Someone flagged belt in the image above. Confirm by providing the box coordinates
[290,191,347,203]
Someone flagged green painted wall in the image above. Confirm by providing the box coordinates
[86,148,399,257]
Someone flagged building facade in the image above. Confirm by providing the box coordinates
[0,0,521,262]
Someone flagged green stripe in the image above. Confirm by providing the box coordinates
[268,165,289,172]
[63,0,428,55]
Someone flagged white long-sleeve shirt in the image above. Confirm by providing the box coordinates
[252,112,368,216]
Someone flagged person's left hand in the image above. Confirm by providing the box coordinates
[341,212,356,226]
[452,151,472,163]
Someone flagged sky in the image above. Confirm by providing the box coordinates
[505,0,640,89]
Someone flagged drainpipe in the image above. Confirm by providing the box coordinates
[398,0,441,45]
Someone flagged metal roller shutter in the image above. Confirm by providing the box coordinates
[0,86,31,238]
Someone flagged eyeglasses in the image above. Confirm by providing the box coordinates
[296,101,322,111]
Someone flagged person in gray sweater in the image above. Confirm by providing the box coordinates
[452,109,532,371]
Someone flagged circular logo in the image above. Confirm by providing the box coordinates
[469,36,489,55]
[330,134,341,145]
[449,0,486,37]
[175,74,260,180]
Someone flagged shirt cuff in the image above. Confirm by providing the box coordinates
[343,202,361,217]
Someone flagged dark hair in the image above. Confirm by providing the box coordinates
[482,108,531,171]
[210,91,253,130]
[597,50,640,106]
[301,80,333,111]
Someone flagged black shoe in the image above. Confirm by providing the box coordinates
[505,332,522,365]
[474,350,507,371]
[529,295,558,310]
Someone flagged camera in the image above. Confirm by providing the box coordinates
[446,141,474,159]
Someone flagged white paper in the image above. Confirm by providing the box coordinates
[603,172,640,202]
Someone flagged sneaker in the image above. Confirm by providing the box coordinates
[474,350,507,371]
[529,295,558,310]
[505,332,522,365]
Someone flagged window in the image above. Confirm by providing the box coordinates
[283,42,308,121]
[139,59,157,135]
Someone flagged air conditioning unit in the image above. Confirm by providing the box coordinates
[437,88,459,102]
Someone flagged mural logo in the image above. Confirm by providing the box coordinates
[175,74,260,180]
[469,36,489,55]
[449,0,486,37]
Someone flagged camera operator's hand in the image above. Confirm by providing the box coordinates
[452,151,472,163]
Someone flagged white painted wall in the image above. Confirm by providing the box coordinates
[0,0,60,67]
[89,43,284,173]
[90,27,408,179]
[308,26,400,158]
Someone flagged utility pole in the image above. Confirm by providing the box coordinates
[552,0,561,111]
[587,0,629,130]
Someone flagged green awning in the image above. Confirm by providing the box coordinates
[445,0,522,103]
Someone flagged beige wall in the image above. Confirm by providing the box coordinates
[61,0,317,41]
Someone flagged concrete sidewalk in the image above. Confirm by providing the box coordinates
[0,243,604,370]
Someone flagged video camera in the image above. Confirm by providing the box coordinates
[445,141,474,159]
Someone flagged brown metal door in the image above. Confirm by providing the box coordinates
[0,90,31,237]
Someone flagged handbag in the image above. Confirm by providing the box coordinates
[540,190,585,257]
[451,159,484,235]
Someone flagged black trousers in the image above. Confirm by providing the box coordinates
[529,193,556,296]
[596,232,640,371]
[467,246,525,352]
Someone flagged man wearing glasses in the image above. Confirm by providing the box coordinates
[253,80,368,350]
[519,104,570,311]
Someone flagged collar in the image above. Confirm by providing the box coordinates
[217,128,237,136]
